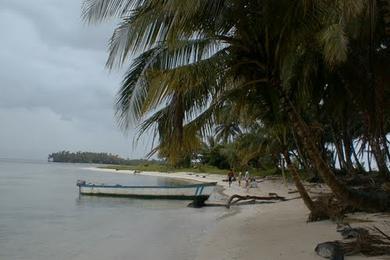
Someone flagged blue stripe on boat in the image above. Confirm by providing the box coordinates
[198,185,204,195]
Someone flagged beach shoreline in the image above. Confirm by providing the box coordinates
[87,167,387,260]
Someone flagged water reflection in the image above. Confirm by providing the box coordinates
[76,195,189,209]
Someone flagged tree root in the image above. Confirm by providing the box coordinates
[307,194,352,222]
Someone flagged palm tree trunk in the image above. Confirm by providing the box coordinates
[383,134,390,162]
[351,144,364,170]
[331,125,347,171]
[367,146,373,172]
[371,138,390,177]
[343,131,354,173]
[173,92,184,143]
[167,91,186,167]
[292,129,316,177]
[285,97,389,211]
[283,151,316,213]
[336,138,347,170]
[290,150,305,169]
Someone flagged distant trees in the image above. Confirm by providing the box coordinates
[199,136,231,169]
[48,151,156,165]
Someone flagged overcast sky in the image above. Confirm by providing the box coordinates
[0,0,151,160]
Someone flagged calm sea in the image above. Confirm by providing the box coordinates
[0,160,223,260]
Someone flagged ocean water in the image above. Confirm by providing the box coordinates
[0,160,223,260]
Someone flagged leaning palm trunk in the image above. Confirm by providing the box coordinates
[367,147,373,172]
[335,136,348,171]
[330,125,347,171]
[351,144,364,170]
[383,135,390,163]
[282,151,316,212]
[371,137,390,177]
[285,97,390,212]
[292,130,317,175]
[342,131,354,173]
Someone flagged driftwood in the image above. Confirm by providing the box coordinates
[225,193,286,208]
[308,194,348,222]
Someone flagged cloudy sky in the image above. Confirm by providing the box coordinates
[0,0,151,160]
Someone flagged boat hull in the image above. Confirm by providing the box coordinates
[77,181,217,201]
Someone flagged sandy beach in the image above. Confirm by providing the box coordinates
[90,167,389,260]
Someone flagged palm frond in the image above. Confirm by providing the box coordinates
[82,0,143,23]
[319,23,349,66]
[116,42,227,129]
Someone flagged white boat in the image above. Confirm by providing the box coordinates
[76,180,217,205]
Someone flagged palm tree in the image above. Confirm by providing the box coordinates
[83,0,390,212]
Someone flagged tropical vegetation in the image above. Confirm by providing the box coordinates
[82,0,390,218]
[48,151,160,165]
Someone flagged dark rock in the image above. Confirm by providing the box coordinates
[315,241,344,260]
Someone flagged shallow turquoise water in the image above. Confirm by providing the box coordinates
[0,160,222,260]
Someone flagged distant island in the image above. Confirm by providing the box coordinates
[48,151,159,165]
[48,150,231,175]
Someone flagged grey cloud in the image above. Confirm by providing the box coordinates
[0,0,117,51]
[0,0,150,159]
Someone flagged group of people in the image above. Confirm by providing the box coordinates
[227,169,256,188]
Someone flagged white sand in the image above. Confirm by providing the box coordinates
[196,198,388,260]
[89,167,389,260]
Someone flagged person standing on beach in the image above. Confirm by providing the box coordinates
[237,171,242,187]
[228,169,234,187]
[244,170,250,188]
